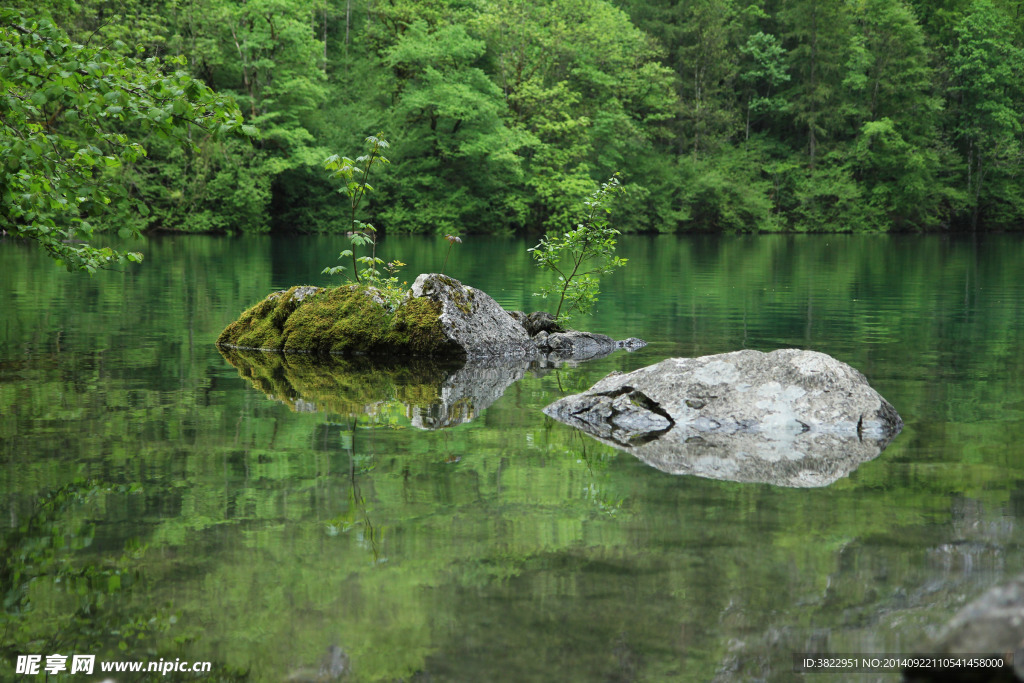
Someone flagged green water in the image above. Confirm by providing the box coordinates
[2,234,1023,682]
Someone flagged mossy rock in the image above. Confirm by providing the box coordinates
[217,284,462,357]
[408,273,536,359]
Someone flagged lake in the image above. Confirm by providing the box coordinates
[2,233,1023,681]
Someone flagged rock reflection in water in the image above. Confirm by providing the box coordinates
[545,422,895,487]
[407,358,532,429]
[285,644,351,682]
[218,349,529,429]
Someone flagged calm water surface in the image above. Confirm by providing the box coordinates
[2,233,1023,681]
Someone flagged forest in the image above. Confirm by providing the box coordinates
[3,0,1024,248]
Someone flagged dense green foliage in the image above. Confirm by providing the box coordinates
[0,9,248,271]
[8,0,1024,239]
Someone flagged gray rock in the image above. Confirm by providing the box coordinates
[319,645,351,679]
[935,577,1024,656]
[616,337,647,352]
[410,273,536,360]
[523,311,565,337]
[285,644,351,682]
[530,333,648,368]
[555,388,672,443]
[268,285,323,303]
[408,275,643,363]
[905,575,1024,681]
[538,330,617,360]
[543,349,903,487]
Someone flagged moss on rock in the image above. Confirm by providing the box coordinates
[217,284,462,357]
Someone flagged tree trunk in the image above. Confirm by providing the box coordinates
[808,6,818,169]
[972,152,984,232]
[229,22,258,119]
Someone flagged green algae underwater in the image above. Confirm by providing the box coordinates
[3,233,1024,681]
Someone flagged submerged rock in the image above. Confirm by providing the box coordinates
[516,311,647,362]
[904,575,1024,682]
[616,337,647,352]
[285,644,351,682]
[537,330,615,360]
[543,349,903,487]
[533,331,647,361]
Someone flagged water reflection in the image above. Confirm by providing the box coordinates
[219,348,531,429]
[285,644,351,682]
[4,234,1024,681]
[550,425,897,487]
[707,497,1014,681]
[219,343,641,430]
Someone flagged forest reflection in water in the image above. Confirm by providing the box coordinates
[1,233,1023,681]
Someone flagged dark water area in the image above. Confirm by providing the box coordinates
[1,233,1023,681]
